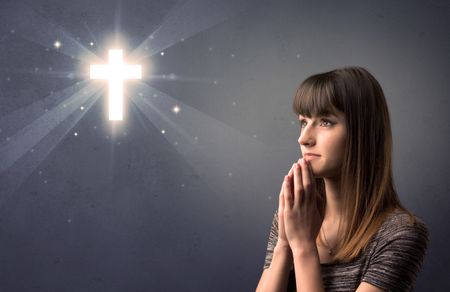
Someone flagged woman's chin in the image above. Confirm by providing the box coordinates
[310,167,338,179]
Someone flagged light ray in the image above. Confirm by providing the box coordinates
[129,82,272,193]
[144,74,213,83]
[3,2,101,63]
[129,0,254,60]
[82,21,104,53]
[0,68,84,80]
[0,83,101,174]
[0,91,101,204]
[0,81,90,138]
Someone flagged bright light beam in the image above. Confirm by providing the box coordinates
[129,0,254,60]
[90,49,142,120]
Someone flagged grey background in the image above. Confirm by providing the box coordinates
[0,0,449,291]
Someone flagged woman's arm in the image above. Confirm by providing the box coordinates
[256,245,293,292]
[292,244,324,292]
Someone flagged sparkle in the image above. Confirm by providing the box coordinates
[180,38,185,42]
[6,77,10,81]
[181,183,185,187]
[296,54,301,59]
[80,106,84,111]
[30,149,34,153]
[213,80,218,85]
[44,180,48,184]
[169,73,176,80]
[194,136,198,141]
[150,35,154,39]
[53,40,61,49]
[208,47,213,51]
[93,125,97,129]
[228,172,233,177]
[174,141,178,145]
[6,137,11,142]
[253,134,257,138]
[90,42,94,46]
[117,141,121,145]
[74,132,78,136]
[10,29,15,34]
[67,218,72,223]
[232,101,236,106]
[172,105,180,114]
[160,51,165,56]
[231,53,235,58]
[38,170,42,175]
[161,129,166,134]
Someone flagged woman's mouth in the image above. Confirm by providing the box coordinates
[304,154,321,160]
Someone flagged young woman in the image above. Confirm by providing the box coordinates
[256,66,429,292]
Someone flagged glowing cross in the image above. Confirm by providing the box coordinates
[90,49,142,120]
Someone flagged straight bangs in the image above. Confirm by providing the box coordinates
[292,74,344,118]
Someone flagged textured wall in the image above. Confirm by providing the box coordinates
[0,0,449,291]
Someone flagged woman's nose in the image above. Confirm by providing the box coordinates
[298,129,315,146]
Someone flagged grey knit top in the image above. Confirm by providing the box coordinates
[262,209,429,291]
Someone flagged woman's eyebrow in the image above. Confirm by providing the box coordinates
[298,113,337,119]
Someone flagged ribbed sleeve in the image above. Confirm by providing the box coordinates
[263,209,278,270]
[361,219,429,292]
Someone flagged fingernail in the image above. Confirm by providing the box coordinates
[295,163,299,169]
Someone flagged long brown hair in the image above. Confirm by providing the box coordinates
[292,66,417,263]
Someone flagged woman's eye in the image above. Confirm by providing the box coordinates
[299,119,333,128]
[320,119,333,127]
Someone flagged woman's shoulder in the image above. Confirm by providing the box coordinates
[375,208,429,244]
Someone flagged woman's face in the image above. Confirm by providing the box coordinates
[298,111,347,179]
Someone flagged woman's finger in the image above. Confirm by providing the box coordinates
[283,175,292,209]
[288,163,295,177]
[288,162,295,182]
[300,158,312,203]
[293,162,302,209]
[279,181,284,212]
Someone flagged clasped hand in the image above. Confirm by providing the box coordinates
[276,158,325,253]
